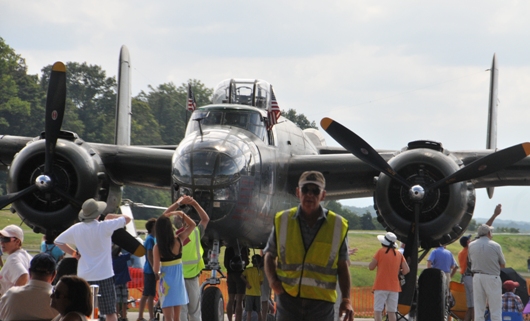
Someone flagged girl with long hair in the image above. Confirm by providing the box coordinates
[153,198,196,321]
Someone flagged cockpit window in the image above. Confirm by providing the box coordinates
[211,79,271,109]
[186,110,266,140]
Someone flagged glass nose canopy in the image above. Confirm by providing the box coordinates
[172,132,255,187]
[173,150,241,186]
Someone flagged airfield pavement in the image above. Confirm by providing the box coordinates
[124,311,375,321]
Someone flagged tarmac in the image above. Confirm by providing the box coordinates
[123,311,375,321]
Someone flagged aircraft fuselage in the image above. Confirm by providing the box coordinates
[171,104,319,248]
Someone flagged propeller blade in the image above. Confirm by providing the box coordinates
[52,187,82,208]
[398,202,420,308]
[44,62,67,175]
[111,228,146,257]
[0,185,38,209]
[321,117,411,188]
[428,142,530,191]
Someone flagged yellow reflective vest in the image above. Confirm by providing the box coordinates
[182,227,205,278]
[274,207,348,303]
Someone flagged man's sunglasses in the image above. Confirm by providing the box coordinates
[301,185,321,195]
[0,237,15,243]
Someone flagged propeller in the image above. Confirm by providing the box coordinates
[44,62,67,175]
[321,117,530,198]
[320,117,411,188]
[427,143,530,191]
[0,62,67,210]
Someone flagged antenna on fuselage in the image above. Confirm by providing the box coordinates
[192,111,209,142]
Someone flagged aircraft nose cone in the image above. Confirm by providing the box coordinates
[172,131,259,222]
[172,131,256,187]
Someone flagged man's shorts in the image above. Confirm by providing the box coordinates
[373,290,399,313]
[89,277,117,315]
[115,284,129,303]
[227,271,246,294]
[143,273,156,297]
[245,295,261,312]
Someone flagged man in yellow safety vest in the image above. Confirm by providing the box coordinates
[264,171,354,321]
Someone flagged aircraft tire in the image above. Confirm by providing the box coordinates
[417,268,446,321]
[201,286,224,321]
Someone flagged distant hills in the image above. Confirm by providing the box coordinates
[342,204,530,233]
[473,218,530,233]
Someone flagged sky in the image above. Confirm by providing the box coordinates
[3,1,530,222]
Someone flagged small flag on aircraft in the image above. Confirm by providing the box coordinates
[187,83,197,111]
[267,87,281,130]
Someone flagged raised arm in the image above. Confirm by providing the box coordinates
[485,204,501,226]
[165,210,196,242]
[179,195,210,230]
[105,213,131,225]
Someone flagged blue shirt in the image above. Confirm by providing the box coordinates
[112,253,132,285]
[40,241,65,262]
[143,234,155,274]
[428,247,458,273]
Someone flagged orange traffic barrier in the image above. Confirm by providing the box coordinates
[127,268,376,318]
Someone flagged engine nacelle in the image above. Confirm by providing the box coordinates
[6,133,112,235]
[374,147,475,248]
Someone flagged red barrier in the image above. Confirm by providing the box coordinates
[127,268,375,318]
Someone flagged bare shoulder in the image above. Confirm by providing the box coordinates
[62,312,86,321]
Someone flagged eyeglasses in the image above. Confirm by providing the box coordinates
[301,185,321,195]
[0,237,14,243]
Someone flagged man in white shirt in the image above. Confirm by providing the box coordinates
[0,224,32,295]
[55,198,131,321]
[0,253,59,320]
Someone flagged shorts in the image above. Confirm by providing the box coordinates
[89,277,117,315]
[115,284,129,303]
[227,271,246,294]
[245,295,261,312]
[373,290,399,313]
[143,273,156,297]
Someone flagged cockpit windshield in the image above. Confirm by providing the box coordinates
[211,79,271,109]
[186,109,267,140]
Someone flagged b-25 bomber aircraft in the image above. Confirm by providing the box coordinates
[0,48,529,321]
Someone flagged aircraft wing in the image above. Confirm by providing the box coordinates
[287,149,530,201]
[0,135,174,190]
[286,152,393,200]
[91,143,174,189]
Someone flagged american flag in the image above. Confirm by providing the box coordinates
[267,87,280,130]
[187,83,197,111]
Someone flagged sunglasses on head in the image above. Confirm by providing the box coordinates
[0,237,14,243]
[301,185,321,195]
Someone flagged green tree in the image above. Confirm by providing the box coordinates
[130,99,164,145]
[361,212,376,230]
[325,200,361,230]
[281,109,317,129]
[137,80,212,145]
[467,219,477,231]
[40,62,115,143]
[0,37,45,136]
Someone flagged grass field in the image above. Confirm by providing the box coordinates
[2,210,529,287]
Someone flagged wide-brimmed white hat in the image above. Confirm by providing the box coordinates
[377,232,398,248]
[78,198,107,222]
